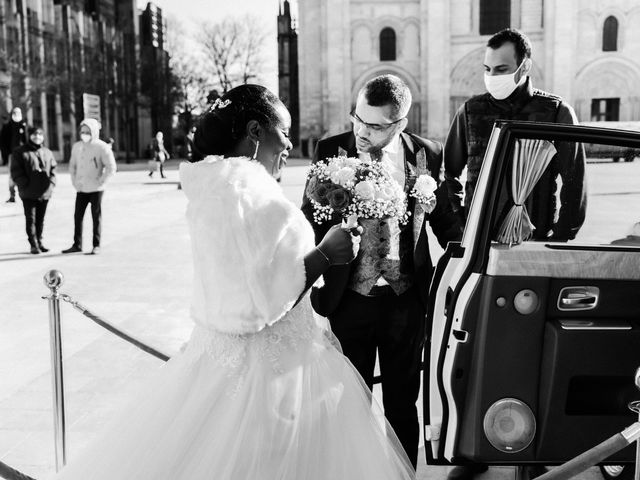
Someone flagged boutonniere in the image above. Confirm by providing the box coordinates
[409,174,437,213]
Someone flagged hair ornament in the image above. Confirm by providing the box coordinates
[210,98,232,112]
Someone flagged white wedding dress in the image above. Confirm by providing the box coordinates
[50,157,415,480]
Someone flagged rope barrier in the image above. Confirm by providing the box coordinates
[0,460,36,480]
[59,294,171,362]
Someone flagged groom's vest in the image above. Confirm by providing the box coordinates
[348,160,414,296]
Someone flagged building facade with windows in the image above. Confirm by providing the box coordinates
[0,0,171,161]
[278,0,300,148]
[296,0,640,151]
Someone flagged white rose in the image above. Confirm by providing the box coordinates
[330,167,356,186]
[415,174,437,196]
[375,184,397,201]
[354,180,376,200]
[325,162,341,176]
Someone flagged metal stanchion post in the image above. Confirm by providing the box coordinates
[43,270,67,471]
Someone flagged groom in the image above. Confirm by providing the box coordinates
[301,74,461,467]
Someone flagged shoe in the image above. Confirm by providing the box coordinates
[161,175,166,179]
[91,246,101,255]
[516,465,547,480]
[6,198,15,203]
[38,244,50,253]
[148,172,153,177]
[447,464,489,480]
[62,245,82,254]
[30,245,41,254]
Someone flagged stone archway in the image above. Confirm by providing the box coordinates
[351,65,421,133]
[574,57,640,121]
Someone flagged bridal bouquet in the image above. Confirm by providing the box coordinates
[305,155,409,225]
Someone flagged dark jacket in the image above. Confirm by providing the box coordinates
[444,78,587,241]
[0,119,28,162]
[10,142,57,200]
[301,131,462,316]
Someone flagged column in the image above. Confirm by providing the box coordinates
[421,0,450,141]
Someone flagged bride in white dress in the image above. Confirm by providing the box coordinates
[50,84,415,479]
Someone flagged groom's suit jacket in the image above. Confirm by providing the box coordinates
[301,131,462,317]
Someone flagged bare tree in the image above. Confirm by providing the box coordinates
[199,15,268,93]
[165,15,210,115]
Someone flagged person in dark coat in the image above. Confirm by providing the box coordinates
[0,107,29,202]
[301,74,462,468]
[10,126,57,254]
[444,28,587,243]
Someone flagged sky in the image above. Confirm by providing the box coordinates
[137,0,298,93]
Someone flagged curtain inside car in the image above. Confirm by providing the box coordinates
[496,138,557,245]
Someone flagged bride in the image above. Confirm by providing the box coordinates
[49,84,415,479]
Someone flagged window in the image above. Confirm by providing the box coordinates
[591,98,620,122]
[46,93,59,150]
[480,0,510,35]
[379,27,396,61]
[603,16,618,52]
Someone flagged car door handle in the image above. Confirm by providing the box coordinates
[557,287,599,311]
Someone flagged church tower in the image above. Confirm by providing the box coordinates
[277,0,300,149]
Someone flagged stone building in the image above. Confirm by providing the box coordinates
[296,0,640,152]
[0,0,172,160]
[278,0,300,148]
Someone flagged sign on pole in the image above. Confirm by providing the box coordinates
[82,93,101,121]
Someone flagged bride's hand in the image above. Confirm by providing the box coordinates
[317,224,362,266]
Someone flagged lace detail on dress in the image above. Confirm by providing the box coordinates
[180,299,320,396]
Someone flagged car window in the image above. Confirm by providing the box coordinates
[491,136,640,247]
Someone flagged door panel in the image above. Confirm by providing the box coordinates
[426,121,640,466]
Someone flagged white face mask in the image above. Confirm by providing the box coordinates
[11,114,22,122]
[484,61,527,100]
[80,133,92,143]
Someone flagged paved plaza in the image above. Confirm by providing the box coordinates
[0,158,625,479]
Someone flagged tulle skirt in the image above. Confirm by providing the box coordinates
[49,300,415,479]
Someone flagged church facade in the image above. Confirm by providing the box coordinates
[296,0,640,152]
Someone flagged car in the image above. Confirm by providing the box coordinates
[581,121,640,162]
[424,121,640,478]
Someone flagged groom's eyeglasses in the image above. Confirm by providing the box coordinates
[349,111,405,133]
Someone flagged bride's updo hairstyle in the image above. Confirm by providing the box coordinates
[192,84,284,161]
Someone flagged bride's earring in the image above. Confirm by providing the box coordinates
[252,140,260,160]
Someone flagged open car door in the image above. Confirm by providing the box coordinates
[425,121,640,468]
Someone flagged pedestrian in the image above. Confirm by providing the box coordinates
[0,107,28,203]
[10,126,56,254]
[185,126,196,161]
[445,28,587,242]
[149,131,169,178]
[62,118,117,255]
[301,74,462,468]
[48,84,415,480]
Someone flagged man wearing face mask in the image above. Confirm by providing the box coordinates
[445,28,586,242]
[10,126,56,254]
[0,107,29,203]
[62,118,116,255]
[301,74,461,468]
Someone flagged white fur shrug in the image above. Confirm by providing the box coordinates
[179,156,314,334]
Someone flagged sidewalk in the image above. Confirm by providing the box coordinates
[0,160,602,479]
